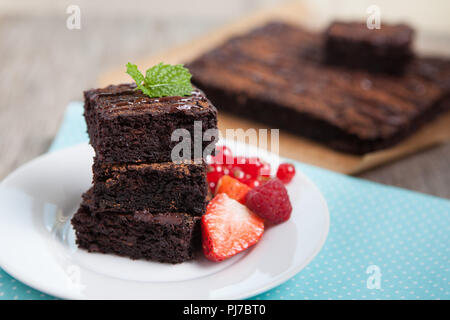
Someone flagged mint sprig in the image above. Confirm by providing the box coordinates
[126,62,193,98]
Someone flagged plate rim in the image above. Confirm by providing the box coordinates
[0,143,330,300]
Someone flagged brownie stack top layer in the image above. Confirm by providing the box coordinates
[84,84,218,163]
[187,22,450,154]
[91,160,208,215]
[71,190,200,264]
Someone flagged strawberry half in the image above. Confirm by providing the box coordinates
[215,175,251,204]
[202,193,265,262]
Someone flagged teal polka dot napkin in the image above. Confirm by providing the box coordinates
[1,102,448,300]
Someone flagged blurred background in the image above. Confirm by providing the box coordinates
[0,0,449,197]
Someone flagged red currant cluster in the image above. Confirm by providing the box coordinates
[207,146,271,192]
[207,146,296,192]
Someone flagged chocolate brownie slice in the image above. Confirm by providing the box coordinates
[91,159,208,215]
[324,21,414,74]
[71,190,200,264]
[84,84,218,164]
[187,22,449,155]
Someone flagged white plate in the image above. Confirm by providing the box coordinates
[0,142,329,300]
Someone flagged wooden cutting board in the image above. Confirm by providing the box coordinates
[98,1,450,174]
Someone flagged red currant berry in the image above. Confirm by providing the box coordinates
[233,156,246,166]
[233,168,245,180]
[207,170,224,185]
[247,179,261,188]
[213,146,233,164]
[259,161,271,177]
[209,162,221,171]
[245,157,263,176]
[215,165,224,174]
[244,173,253,181]
[276,163,296,184]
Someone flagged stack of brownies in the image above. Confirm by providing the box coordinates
[71,83,218,263]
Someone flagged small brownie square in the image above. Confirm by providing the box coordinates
[71,190,200,264]
[91,159,208,216]
[325,21,414,74]
[84,83,218,164]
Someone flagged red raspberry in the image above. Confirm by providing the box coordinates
[276,163,296,184]
[245,179,292,224]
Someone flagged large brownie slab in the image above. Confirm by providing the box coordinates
[91,160,208,215]
[324,21,414,74]
[187,22,450,155]
[71,190,200,264]
[84,84,218,163]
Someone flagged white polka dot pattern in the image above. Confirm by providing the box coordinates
[251,164,450,300]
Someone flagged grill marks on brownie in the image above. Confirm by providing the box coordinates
[189,22,445,141]
[192,58,416,138]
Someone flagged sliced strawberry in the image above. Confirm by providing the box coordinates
[202,193,265,262]
[215,175,251,204]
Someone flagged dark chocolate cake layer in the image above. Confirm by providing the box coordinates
[71,190,201,264]
[187,22,450,155]
[84,84,218,163]
[91,160,208,215]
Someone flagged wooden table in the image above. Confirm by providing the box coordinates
[0,0,449,198]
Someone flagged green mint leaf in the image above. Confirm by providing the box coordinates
[126,62,193,98]
[126,62,152,96]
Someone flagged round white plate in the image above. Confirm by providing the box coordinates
[0,142,329,300]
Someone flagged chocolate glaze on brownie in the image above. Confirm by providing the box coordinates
[91,159,208,215]
[71,189,200,264]
[84,84,218,163]
[187,22,449,155]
